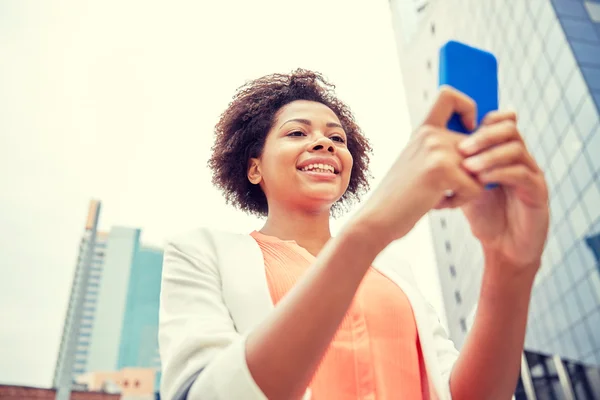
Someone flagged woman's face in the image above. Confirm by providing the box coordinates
[248,100,353,213]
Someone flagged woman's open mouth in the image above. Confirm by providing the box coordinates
[298,163,338,174]
[297,164,339,180]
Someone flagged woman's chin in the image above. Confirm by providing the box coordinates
[295,192,342,211]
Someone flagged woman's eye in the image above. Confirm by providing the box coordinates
[331,136,346,143]
[287,131,305,137]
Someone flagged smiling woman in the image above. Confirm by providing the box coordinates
[159,68,550,400]
[208,69,372,217]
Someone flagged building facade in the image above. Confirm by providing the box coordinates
[53,200,106,388]
[53,201,163,398]
[117,246,163,373]
[75,367,159,399]
[389,0,600,367]
[0,384,119,400]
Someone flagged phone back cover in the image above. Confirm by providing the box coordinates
[439,40,498,134]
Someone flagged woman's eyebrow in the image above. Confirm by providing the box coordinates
[279,118,343,129]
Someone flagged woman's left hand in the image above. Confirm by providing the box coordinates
[458,111,549,274]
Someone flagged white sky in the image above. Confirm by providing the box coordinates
[0,0,443,388]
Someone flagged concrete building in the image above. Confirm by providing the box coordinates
[389,0,600,368]
[75,367,158,400]
[53,201,163,399]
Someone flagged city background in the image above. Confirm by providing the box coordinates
[1,0,599,399]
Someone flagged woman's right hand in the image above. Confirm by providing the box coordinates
[353,86,485,247]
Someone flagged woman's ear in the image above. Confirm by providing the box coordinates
[247,158,262,185]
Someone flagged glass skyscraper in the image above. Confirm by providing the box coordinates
[53,200,163,399]
[389,0,600,370]
[117,246,163,371]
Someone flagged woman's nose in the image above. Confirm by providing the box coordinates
[310,136,335,153]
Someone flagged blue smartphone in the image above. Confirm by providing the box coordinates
[438,40,498,133]
[439,40,499,188]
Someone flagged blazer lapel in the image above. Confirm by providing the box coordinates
[214,231,274,334]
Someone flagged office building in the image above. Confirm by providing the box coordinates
[53,200,106,389]
[389,0,600,369]
[53,200,163,399]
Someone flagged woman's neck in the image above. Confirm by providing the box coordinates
[260,206,332,257]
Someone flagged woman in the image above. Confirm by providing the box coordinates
[159,70,549,400]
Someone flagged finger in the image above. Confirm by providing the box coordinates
[423,86,477,131]
[480,110,517,126]
[434,170,484,209]
[462,140,537,173]
[479,165,549,207]
[458,120,522,156]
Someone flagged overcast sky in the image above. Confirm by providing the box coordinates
[0,0,443,387]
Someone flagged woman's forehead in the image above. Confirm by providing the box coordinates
[274,100,340,125]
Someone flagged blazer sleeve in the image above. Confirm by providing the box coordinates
[425,300,460,399]
[158,232,268,400]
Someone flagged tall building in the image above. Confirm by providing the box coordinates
[53,200,106,390]
[389,0,600,369]
[53,201,163,399]
[117,246,163,372]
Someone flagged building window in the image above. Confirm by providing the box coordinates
[423,90,428,100]
[445,241,452,253]
[416,0,429,13]
[440,217,446,229]
[134,380,140,388]
[460,318,467,333]
[449,264,456,277]
[427,59,432,71]
[585,233,600,263]
[431,22,435,35]
[455,290,462,304]
[123,380,129,388]
[585,1,600,22]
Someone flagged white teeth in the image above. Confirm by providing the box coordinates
[300,163,335,173]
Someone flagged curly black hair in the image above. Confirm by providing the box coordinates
[208,68,372,217]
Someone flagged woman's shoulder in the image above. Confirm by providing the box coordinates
[166,227,249,248]
[165,227,258,264]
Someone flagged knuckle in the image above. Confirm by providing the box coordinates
[422,133,444,151]
[509,140,524,152]
[424,152,453,176]
[417,124,437,138]
[501,119,518,132]
[516,165,529,179]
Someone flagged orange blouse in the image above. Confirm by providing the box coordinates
[251,231,436,400]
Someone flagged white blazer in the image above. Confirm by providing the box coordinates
[158,228,459,400]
